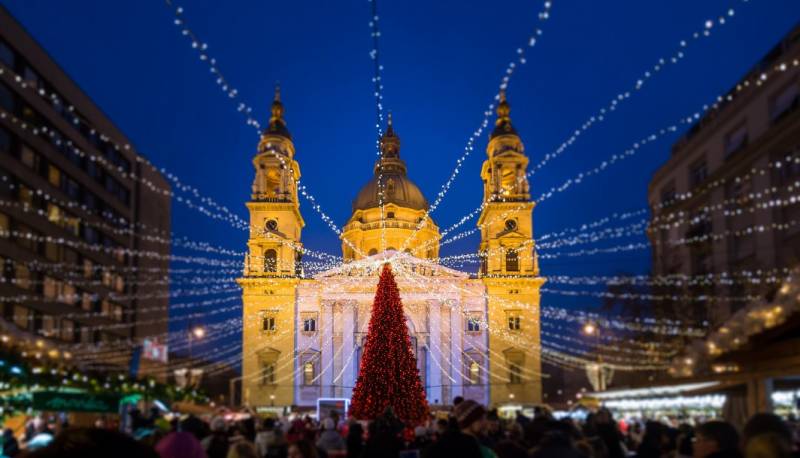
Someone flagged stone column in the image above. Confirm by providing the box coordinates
[339,301,356,398]
[427,299,443,405]
[448,298,463,401]
[321,301,335,398]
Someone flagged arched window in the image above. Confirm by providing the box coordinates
[303,361,315,385]
[264,249,277,273]
[294,251,303,277]
[469,361,480,385]
[368,248,378,256]
[261,362,275,385]
[505,249,519,272]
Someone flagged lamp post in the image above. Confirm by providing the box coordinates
[582,322,606,390]
[186,326,205,389]
[188,325,205,362]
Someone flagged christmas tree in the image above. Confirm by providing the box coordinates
[349,263,430,426]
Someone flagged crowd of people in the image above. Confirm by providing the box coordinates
[1,397,798,458]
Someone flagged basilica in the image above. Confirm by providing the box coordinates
[237,88,544,411]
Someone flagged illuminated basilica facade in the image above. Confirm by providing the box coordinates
[238,88,544,409]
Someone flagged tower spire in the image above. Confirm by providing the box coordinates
[379,112,400,159]
[264,83,291,140]
[491,89,517,139]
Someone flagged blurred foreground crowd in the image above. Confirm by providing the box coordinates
[1,397,798,458]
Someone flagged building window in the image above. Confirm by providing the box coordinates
[43,276,59,299]
[14,264,31,290]
[18,185,34,207]
[387,212,395,219]
[724,124,748,158]
[303,317,316,332]
[46,165,61,188]
[0,212,9,237]
[295,251,303,277]
[263,249,277,273]
[261,362,276,385]
[505,249,519,272]
[303,361,315,385]
[660,183,676,207]
[262,316,276,332]
[0,40,15,69]
[466,315,482,333]
[509,363,523,384]
[41,316,57,338]
[20,144,38,170]
[469,361,480,385]
[770,83,799,122]
[507,314,521,331]
[0,126,11,154]
[0,83,13,114]
[689,159,708,189]
[368,248,378,256]
[13,305,28,330]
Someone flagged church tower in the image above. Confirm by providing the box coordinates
[478,91,544,405]
[238,86,304,407]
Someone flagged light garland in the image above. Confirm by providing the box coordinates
[392,0,554,256]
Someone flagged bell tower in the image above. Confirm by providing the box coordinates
[238,86,304,407]
[477,91,544,405]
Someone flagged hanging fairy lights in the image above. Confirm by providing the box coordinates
[425,55,800,257]
[529,3,748,177]
[393,0,555,257]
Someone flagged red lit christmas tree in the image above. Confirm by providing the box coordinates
[349,264,430,426]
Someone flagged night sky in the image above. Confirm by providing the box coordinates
[2,0,798,363]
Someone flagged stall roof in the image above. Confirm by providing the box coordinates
[589,381,721,400]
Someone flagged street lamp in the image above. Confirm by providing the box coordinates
[192,326,205,339]
[188,325,205,362]
[582,322,606,390]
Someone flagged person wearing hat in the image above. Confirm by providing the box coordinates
[423,400,496,458]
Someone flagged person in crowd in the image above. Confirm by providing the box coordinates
[744,432,793,458]
[202,416,230,458]
[676,424,695,458]
[742,414,795,453]
[410,425,432,450]
[529,427,586,458]
[155,431,207,458]
[345,422,364,458]
[592,408,626,458]
[1,428,19,457]
[25,427,159,458]
[493,440,528,458]
[483,410,502,449]
[256,417,289,458]
[316,418,345,455]
[287,439,319,458]
[637,421,670,458]
[692,421,742,458]
[424,399,492,458]
[433,419,449,441]
[181,415,209,442]
[361,408,404,458]
[227,441,259,458]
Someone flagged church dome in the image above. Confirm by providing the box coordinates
[353,172,429,211]
[352,115,429,212]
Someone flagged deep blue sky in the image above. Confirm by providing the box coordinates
[2,1,798,362]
